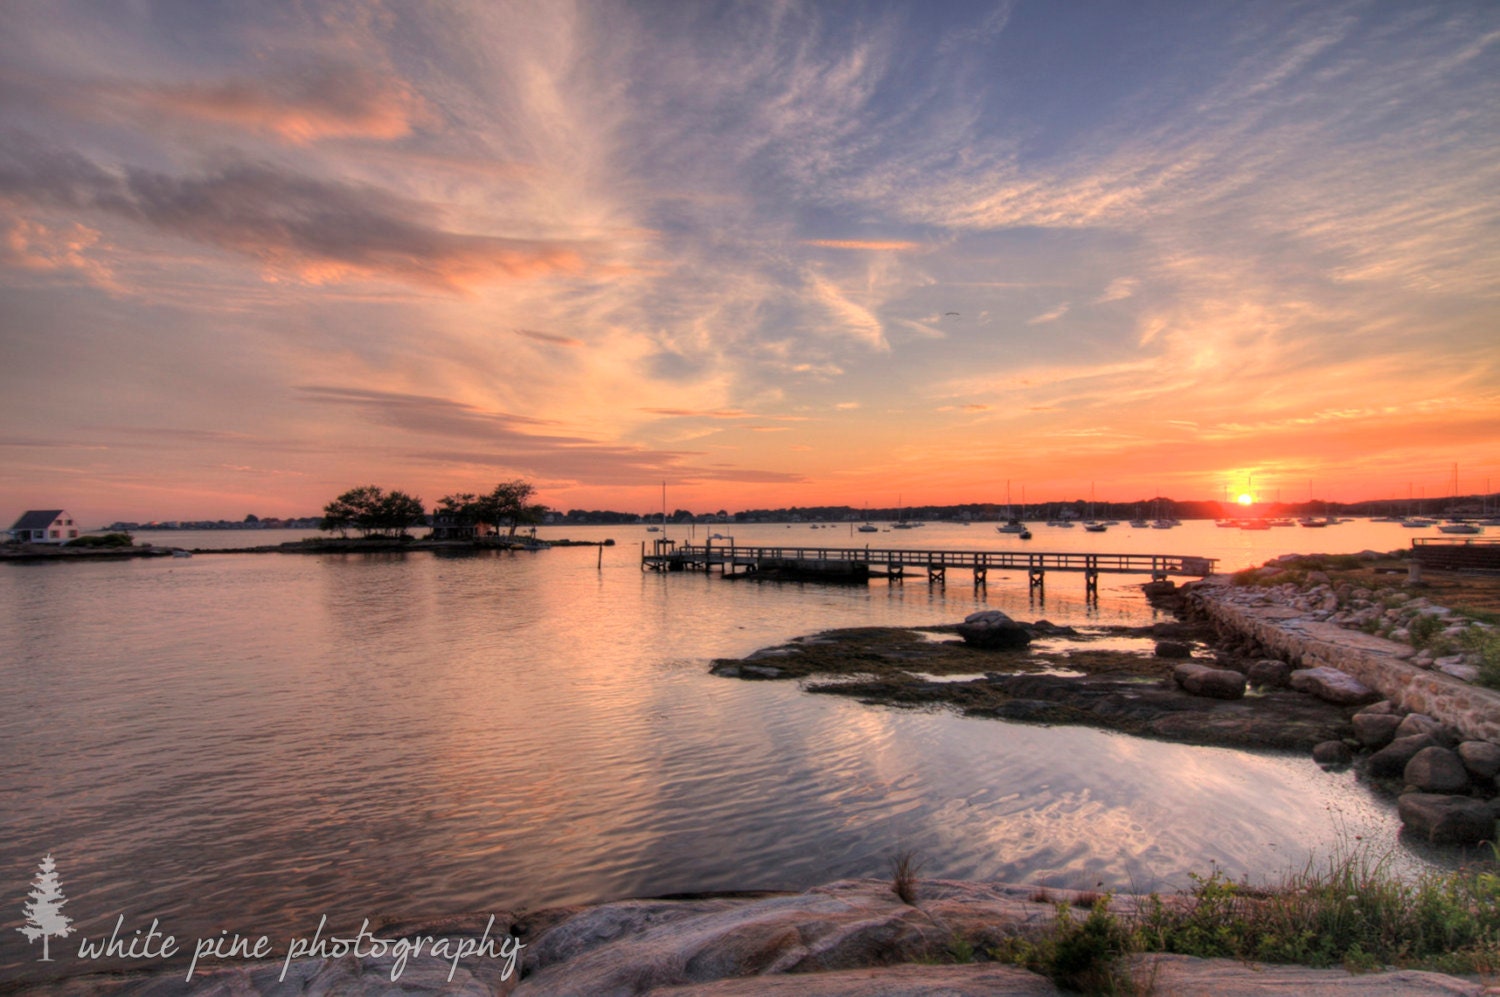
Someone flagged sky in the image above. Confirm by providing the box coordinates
[1,0,1497,523]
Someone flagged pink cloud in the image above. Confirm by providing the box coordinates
[112,61,430,145]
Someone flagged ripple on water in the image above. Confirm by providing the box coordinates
[0,535,1455,980]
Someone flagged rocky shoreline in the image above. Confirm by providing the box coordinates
[710,621,1361,751]
[711,549,1500,846]
[14,879,1491,996]
[1182,554,1500,846]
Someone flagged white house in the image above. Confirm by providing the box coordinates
[8,510,80,544]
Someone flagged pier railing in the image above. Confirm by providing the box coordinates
[643,540,1215,591]
[683,543,1210,573]
[1411,536,1500,573]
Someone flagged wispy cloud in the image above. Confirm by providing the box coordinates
[1,1,1497,516]
[103,60,431,145]
[805,271,888,349]
[1026,303,1070,325]
[0,148,592,291]
[803,239,923,252]
[514,328,584,347]
[639,408,751,419]
[1096,277,1137,303]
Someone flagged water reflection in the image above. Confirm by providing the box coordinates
[0,532,1450,982]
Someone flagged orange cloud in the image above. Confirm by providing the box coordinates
[804,239,923,251]
[114,61,430,145]
[640,408,752,419]
[0,214,115,288]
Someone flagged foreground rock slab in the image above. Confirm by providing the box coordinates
[15,881,1490,996]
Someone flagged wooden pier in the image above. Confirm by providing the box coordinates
[642,539,1215,594]
[1412,536,1500,573]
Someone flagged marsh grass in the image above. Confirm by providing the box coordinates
[891,848,922,905]
[1408,612,1445,648]
[1135,846,1500,974]
[1461,627,1500,690]
[984,844,1500,991]
[990,895,1145,994]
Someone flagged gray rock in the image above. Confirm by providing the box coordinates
[1247,659,1292,687]
[1351,712,1403,749]
[1396,713,1443,739]
[1289,666,1379,705]
[1154,640,1193,659]
[1313,741,1353,767]
[957,611,1032,650]
[1356,700,1396,715]
[1367,733,1440,779]
[1436,661,1480,682]
[1404,747,1471,794]
[1172,663,1247,700]
[1458,741,1500,781]
[642,964,1062,995]
[1397,793,1496,846]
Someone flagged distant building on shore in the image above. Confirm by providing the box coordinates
[8,510,79,544]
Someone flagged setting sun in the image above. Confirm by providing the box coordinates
[1237,493,1255,506]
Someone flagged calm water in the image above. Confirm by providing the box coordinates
[0,520,1462,981]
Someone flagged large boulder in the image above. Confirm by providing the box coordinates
[1154,640,1193,659]
[1289,667,1379,706]
[1247,659,1292,688]
[1367,733,1440,779]
[1313,741,1353,768]
[1357,700,1397,715]
[956,611,1032,650]
[1458,741,1500,781]
[1404,747,1471,794]
[1395,713,1445,740]
[1173,663,1247,700]
[1352,712,1403,750]
[1397,793,1496,846]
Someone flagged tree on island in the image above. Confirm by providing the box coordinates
[320,485,425,539]
[18,853,73,962]
[435,492,481,531]
[438,480,545,538]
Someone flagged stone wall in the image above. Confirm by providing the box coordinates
[1185,577,1500,745]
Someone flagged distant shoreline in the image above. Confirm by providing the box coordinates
[0,537,614,561]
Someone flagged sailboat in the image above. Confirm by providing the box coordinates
[997,481,1030,537]
[1438,464,1483,533]
[892,494,917,529]
[1083,483,1107,532]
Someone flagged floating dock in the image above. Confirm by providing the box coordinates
[642,539,1216,594]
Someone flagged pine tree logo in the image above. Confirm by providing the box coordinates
[18,853,73,961]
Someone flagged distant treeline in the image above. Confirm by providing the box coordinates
[560,493,1497,524]
[106,491,1497,531]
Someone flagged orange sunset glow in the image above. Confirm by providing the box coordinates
[1,3,1497,523]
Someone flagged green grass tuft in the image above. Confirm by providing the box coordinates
[890,849,922,905]
[1461,628,1500,690]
